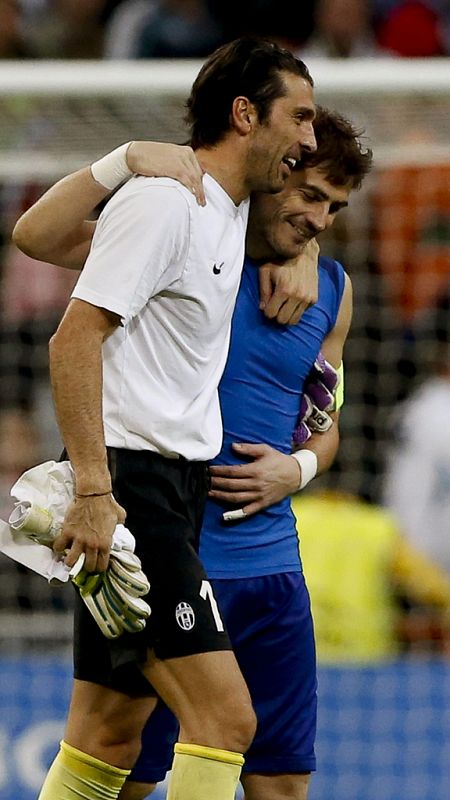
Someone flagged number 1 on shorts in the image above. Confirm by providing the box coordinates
[200,580,225,632]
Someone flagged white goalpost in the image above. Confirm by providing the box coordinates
[0,58,449,180]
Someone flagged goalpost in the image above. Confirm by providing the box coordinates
[0,58,448,180]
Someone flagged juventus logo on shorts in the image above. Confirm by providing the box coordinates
[175,601,196,631]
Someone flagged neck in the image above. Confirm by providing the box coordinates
[245,212,275,261]
[245,236,274,262]
[195,140,253,205]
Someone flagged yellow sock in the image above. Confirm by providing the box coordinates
[166,742,244,800]
[38,740,131,800]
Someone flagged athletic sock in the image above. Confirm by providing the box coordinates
[166,742,244,800]
[37,740,131,800]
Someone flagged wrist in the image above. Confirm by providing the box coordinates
[75,490,112,498]
[291,449,318,490]
[90,142,133,190]
[74,470,112,497]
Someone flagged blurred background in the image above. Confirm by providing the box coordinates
[0,2,450,798]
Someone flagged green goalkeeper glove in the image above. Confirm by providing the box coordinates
[70,548,151,639]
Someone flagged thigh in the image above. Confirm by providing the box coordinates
[213,573,317,775]
[130,647,255,782]
[142,648,254,744]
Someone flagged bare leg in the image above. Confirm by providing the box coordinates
[242,772,311,800]
[119,781,157,800]
[64,679,158,769]
[59,650,256,800]
[143,649,256,751]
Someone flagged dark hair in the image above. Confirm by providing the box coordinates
[299,106,373,189]
[185,37,313,149]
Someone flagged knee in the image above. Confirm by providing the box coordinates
[68,706,144,768]
[119,780,157,800]
[181,696,256,753]
[232,702,257,753]
[65,682,156,770]
[217,697,257,752]
[95,723,142,766]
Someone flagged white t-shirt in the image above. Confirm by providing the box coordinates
[384,377,450,575]
[72,173,249,460]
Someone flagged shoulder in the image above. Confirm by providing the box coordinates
[96,176,194,242]
[105,175,194,217]
[318,256,349,314]
[318,256,346,283]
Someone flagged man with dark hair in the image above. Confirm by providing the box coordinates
[122,106,372,800]
[12,37,316,800]
[14,107,371,800]
[186,37,314,152]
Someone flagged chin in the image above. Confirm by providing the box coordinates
[273,244,299,259]
[269,172,288,193]
[271,234,303,259]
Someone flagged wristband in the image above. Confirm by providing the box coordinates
[90,142,133,190]
[291,449,318,490]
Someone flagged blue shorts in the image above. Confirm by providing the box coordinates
[131,572,317,782]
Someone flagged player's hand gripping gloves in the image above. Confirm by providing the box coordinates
[0,460,150,639]
[293,352,341,446]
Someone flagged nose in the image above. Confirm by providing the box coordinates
[300,121,317,154]
[305,205,329,233]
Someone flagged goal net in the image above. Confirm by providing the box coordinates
[0,58,448,179]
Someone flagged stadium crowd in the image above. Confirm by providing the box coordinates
[0,0,449,60]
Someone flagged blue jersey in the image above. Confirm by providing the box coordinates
[199,255,346,578]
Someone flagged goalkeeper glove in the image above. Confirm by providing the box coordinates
[70,547,151,639]
[293,352,340,446]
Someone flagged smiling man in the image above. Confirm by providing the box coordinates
[124,107,373,800]
[12,37,316,800]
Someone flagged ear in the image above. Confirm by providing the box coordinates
[231,96,257,136]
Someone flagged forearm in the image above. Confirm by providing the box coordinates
[13,141,206,272]
[298,418,339,475]
[210,434,334,518]
[258,239,319,326]
[49,319,111,495]
[12,168,106,269]
[291,415,339,492]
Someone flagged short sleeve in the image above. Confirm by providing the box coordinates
[72,178,190,321]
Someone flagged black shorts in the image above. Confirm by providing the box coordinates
[73,447,231,696]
